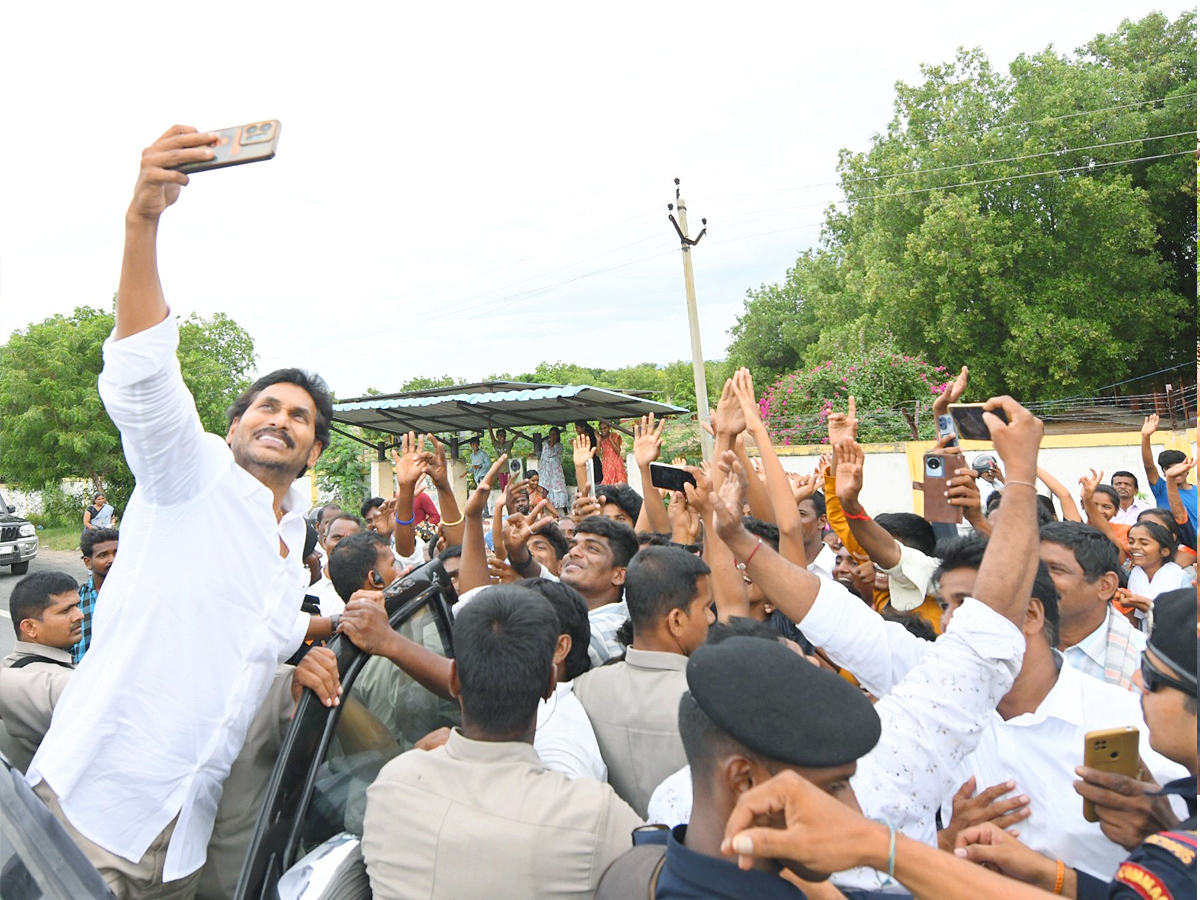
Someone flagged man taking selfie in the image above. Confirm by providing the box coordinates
[27,126,332,900]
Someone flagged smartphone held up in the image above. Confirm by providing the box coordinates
[173,120,281,174]
[948,403,1009,442]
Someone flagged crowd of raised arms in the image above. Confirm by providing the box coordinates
[1,125,1195,900]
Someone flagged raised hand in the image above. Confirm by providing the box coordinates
[832,439,866,515]
[572,483,601,523]
[1165,456,1196,480]
[713,377,747,438]
[465,454,507,518]
[340,594,397,657]
[392,432,433,487]
[789,470,819,504]
[487,555,521,584]
[827,395,858,446]
[982,397,1043,482]
[710,451,751,544]
[425,434,451,488]
[668,488,702,546]
[681,465,717,520]
[129,126,220,221]
[933,365,969,416]
[1078,468,1103,501]
[672,457,688,468]
[1141,413,1160,437]
[572,433,596,468]
[503,499,549,556]
[730,367,766,432]
[633,413,666,468]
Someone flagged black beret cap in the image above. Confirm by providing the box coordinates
[1147,587,1197,690]
[687,635,881,768]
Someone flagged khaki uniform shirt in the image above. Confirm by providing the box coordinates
[571,648,690,817]
[0,642,74,773]
[362,728,642,900]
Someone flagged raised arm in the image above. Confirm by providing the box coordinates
[732,368,805,563]
[1140,414,1160,486]
[1163,456,1195,526]
[339,592,454,701]
[117,126,219,340]
[632,414,671,534]
[1035,466,1081,522]
[458,455,507,594]
[832,439,903,569]
[1078,468,1126,560]
[426,436,465,547]
[684,465,750,621]
[571,433,595,491]
[390,434,433,559]
[972,397,1044,627]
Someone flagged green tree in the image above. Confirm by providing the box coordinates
[312,428,371,505]
[726,12,1196,399]
[0,306,257,511]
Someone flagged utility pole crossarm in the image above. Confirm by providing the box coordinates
[668,178,714,461]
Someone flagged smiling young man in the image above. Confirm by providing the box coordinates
[72,526,118,664]
[0,572,80,773]
[26,126,332,900]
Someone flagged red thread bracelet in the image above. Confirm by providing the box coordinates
[843,510,871,521]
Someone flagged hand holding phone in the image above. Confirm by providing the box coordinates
[172,120,281,174]
[949,403,1009,441]
[650,463,697,493]
[1082,727,1141,822]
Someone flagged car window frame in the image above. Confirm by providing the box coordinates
[233,559,456,900]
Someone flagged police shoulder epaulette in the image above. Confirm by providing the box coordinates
[1144,831,1198,867]
[1115,860,1178,900]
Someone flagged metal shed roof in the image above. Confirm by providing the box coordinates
[332,381,689,437]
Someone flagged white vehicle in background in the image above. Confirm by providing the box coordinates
[0,489,38,575]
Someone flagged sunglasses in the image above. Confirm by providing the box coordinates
[1140,655,1196,697]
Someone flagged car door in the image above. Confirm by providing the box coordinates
[233,559,458,900]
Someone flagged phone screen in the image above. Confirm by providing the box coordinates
[949,404,1008,441]
[649,463,697,492]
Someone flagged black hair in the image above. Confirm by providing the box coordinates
[226,368,333,475]
[531,522,569,560]
[328,531,391,601]
[986,491,1004,514]
[1128,521,1176,565]
[706,617,785,644]
[360,497,385,518]
[526,468,540,479]
[80,527,119,559]
[329,514,366,531]
[437,544,463,562]
[1111,471,1139,491]
[11,571,79,638]
[880,609,938,642]
[933,533,1059,645]
[625,545,711,635]
[574,516,640,568]
[1039,522,1122,582]
[1159,449,1187,472]
[516,578,592,680]
[1137,508,1182,546]
[876,512,937,557]
[469,436,480,445]
[799,491,826,519]
[1093,485,1121,510]
[742,517,781,551]
[638,532,674,547]
[452,586,558,736]
[1035,495,1058,526]
[596,483,643,525]
[678,690,773,779]
[92,491,105,502]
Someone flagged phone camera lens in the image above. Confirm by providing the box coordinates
[259,122,272,132]
[246,125,258,135]
[928,458,942,470]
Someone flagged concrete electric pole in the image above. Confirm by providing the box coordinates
[668,179,713,460]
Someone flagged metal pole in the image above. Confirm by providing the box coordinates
[671,184,714,461]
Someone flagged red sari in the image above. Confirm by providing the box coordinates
[599,432,628,484]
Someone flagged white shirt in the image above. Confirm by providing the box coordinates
[308,573,345,617]
[1128,562,1193,600]
[587,600,629,666]
[797,579,1185,881]
[1061,607,1146,685]
[807,543,836,580]
[1111,499,1151,526]
[534,682,606,782]
[879,541,939,612]
[28,313,311,879]
[647,764,691,827]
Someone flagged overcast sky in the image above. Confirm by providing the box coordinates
[1,2,1191,398]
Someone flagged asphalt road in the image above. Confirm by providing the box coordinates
[0,548,90,660]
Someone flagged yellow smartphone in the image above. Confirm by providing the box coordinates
[1083,727,1141,822]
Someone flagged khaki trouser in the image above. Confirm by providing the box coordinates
[33,780,202,900]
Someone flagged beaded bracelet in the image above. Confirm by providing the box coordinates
[1053,859,1066,895]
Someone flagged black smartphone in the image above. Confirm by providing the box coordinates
[174,120,281,174]
[949,403,1009,441]
[650,463,697,492]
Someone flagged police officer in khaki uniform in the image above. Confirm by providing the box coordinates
[572,547,715,818]
[361,585,642,900]
[0,572,80,773]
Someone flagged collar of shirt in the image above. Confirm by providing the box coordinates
[660,825,806,899]
[443,728,544,768]
[807,543,836,578]
[1154,776,1198,818]
[624,647,690,672]
[996,651,1084,728]
[7,642,75,666]
[1066,614,1111,671]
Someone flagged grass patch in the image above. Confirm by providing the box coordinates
[34,524,84,553]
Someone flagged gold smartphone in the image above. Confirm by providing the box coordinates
[175,120,281,174]
[1083,726,1141,822]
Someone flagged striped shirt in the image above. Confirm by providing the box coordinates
[72,576,98,665]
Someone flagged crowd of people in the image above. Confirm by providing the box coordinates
[0,125,1196,900]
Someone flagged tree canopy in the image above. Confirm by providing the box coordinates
[0,306,256,510]
[728,11,1196,400]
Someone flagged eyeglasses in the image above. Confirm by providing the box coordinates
[1140,655,1196,697]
